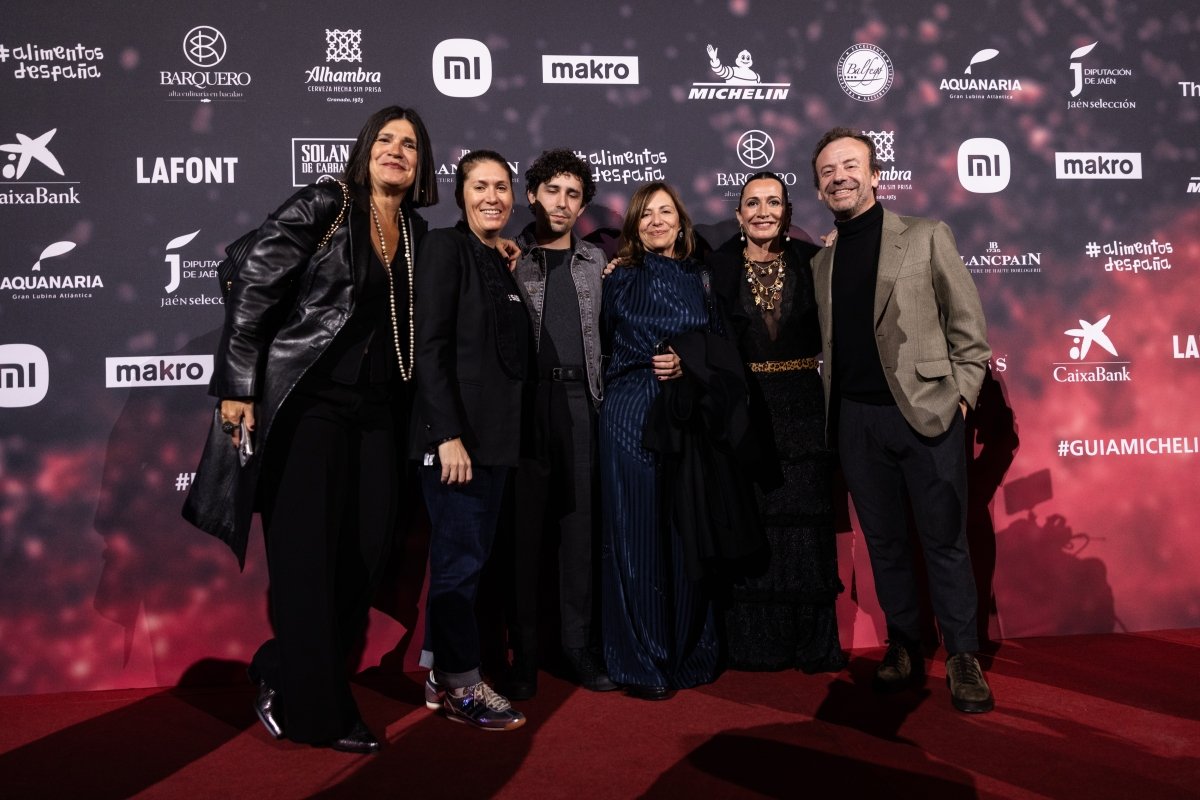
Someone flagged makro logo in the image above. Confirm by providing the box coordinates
[1054,314,1130,383]
[542,55,638,85]
[161,25,251,102]
[293,138,353,186]
[432,39,491,98]
[0,40,104,81]
[136,156,238,184]
[939,48,1023,100]
[1054,152,1141,180]
[1189,175,1200,194]
[105,355,213,387]
[689,43,790,100]
[0,128,81,205]
[0,343,49,407]
[2,239,103,299]
[957,138,1010,193]
[736,130,775,169]
[837,43,893,102]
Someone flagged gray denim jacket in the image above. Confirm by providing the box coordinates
[513,223,604,407]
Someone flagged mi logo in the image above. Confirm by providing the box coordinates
[0,343,49,407]
[957,138,1010,193]
[432,39,491,98]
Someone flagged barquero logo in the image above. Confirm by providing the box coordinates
[736,130,774,169]
[0,343,49,408]
[161,24,251,102]
[105,355,213,387]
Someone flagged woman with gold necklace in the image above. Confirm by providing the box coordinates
[707,171,847,674]
[191,106,435,753]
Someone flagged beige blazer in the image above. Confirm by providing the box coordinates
[812,207,990,438]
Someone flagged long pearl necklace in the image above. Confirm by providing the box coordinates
[743,249,786,310]
[370,199,415,382]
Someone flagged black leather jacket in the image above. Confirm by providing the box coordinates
[192,181,427,560]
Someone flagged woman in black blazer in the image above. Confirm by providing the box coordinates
[411,149,532,731]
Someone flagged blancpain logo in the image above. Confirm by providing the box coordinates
[962,241,1042,275]
[0,128,81,205]
[688,43,789,100]
[1053,314,1131,383]
[0,343,49,407]
[1,239,104,299]
[542,55,639,84]
[939,49,1022,99]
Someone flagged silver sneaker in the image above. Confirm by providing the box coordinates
[424,670,443,711]
[443,681,526,731]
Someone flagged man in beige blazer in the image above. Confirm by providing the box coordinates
[810,128,993,713]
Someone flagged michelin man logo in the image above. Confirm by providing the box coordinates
[707,45,760,84]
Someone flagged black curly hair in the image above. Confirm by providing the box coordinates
[523,148,595,205]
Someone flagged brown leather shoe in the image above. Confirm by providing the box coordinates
[946,652,994,713]
[872,640,924,693]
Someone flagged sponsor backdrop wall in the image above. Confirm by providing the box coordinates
[2,0,1198,695]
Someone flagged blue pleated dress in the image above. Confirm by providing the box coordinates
[599,252,720,689]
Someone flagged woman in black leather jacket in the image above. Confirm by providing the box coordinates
[194,106,436,753]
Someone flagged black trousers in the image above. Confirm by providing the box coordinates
[252,375,398,743]
[509,379,597,661]
[836,397,979,655]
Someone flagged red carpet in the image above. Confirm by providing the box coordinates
[1,630,1197,799]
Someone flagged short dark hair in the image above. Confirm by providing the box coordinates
[739,170,790,206]
[343,105,438,208]
[616,181,695,263]
[454,149,514,210]
[810,127,880,189]
[524,149,595,205]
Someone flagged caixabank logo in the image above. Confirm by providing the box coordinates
[0,127,81,205]
[0,343,49,408]
[160,25,252,103]
[1053,313,1131,383]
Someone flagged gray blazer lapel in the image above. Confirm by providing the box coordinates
[874,209,909,325]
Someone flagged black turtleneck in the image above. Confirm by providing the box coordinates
[831,201,894,405]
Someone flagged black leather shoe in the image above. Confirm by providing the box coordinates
[625,684,673,701]
[502,662,538,701]
[247,667,283,739]
[563,647,619,692]
[324,721,381,754]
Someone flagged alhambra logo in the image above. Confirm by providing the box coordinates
[304,29,382,100]
[688,43,790,100]
[0,127,81,204]
[862,130,912,200]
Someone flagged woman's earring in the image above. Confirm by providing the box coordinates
[739,227,746,242]
[677,230,684,240]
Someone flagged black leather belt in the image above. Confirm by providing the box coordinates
[545,366,585,382]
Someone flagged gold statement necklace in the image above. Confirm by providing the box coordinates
[743,250,786,310]
[370,199,415,382]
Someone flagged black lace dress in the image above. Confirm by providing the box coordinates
[709,238,847,673]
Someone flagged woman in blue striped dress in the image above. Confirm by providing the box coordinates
[599,181,720,700]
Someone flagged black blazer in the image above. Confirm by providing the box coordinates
[410,222,533,466]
